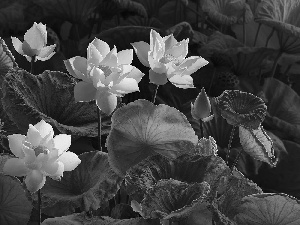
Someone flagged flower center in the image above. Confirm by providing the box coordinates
[34,146,49,157]
[99,65,112,77]
[160,54,180,65]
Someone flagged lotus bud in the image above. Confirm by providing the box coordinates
[191,87,214,121]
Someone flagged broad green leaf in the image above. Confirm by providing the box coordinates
[234,193,300,224]
[125,154,230,203]
[215,168,263,221]
[0,174,32,225]
[0,154,13,173]
[1,68,113,139]
[107,99,199,177]
[32,0,101,23]
[140,179,210,220]
[239,125,277,167]
[255,0,300,54]
[32,151,123,217]
[262,78,300,145]
[42,212,161,225]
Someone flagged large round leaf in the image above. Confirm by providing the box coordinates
[32,0,101,23]
[1,68,113,138]
[235,193,300,224]
[125,154,230,203]
[262,78,300,144]
[107,99,199,177]
[34,151,123,217]
[255,0,300,54]
[140,179,210,221]
[201,0,253,25]
[0,174,32,225]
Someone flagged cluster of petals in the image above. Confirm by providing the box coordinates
[64,38,144,115]
[131,29,209,88]
[3,120,81,193]
[11,22,56,62]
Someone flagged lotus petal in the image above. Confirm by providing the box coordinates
[255,0,300,54]
[107,99,198,177]
[32,151,123,216]
[0,174,32,225]
[1,68,114,138]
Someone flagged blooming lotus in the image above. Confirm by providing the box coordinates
[11,22,56,62]
[3,120,81,193]
[64,38,144,115]
[131,29,209,88]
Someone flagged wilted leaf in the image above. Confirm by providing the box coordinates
[239,125,277,167]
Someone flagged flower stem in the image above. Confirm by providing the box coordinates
[37,189,41,225]
[30,56,35,74]
[97,106,102,152]
[226,126,236,166]
[200,119,204,138]
[152,84,159,104]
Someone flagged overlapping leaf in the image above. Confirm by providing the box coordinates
[34,151,123,217]
[125,154,230,203]
[262,78,300,144]
[1,68,113,138]
[234,193,300,224]
[107,99,199,177]
[255,0,300,54]
[32,0,101,23]
[0,174,32,225]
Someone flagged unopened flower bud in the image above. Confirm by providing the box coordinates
[191,87,214,121]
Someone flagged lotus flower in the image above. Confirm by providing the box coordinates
[3,120,81,193]
[131,29,208,88]
[191,87,214,121]
[11,22,56,62]
[64,38,144,115]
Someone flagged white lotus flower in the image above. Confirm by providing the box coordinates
[131,29,209,88]
[3,120,81,193]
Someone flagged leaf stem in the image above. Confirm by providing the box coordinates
[97,106,102,151]
[253,23,261,46]
[270,51,282,78]
[226,126,236,166]
[231,148,243,171]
